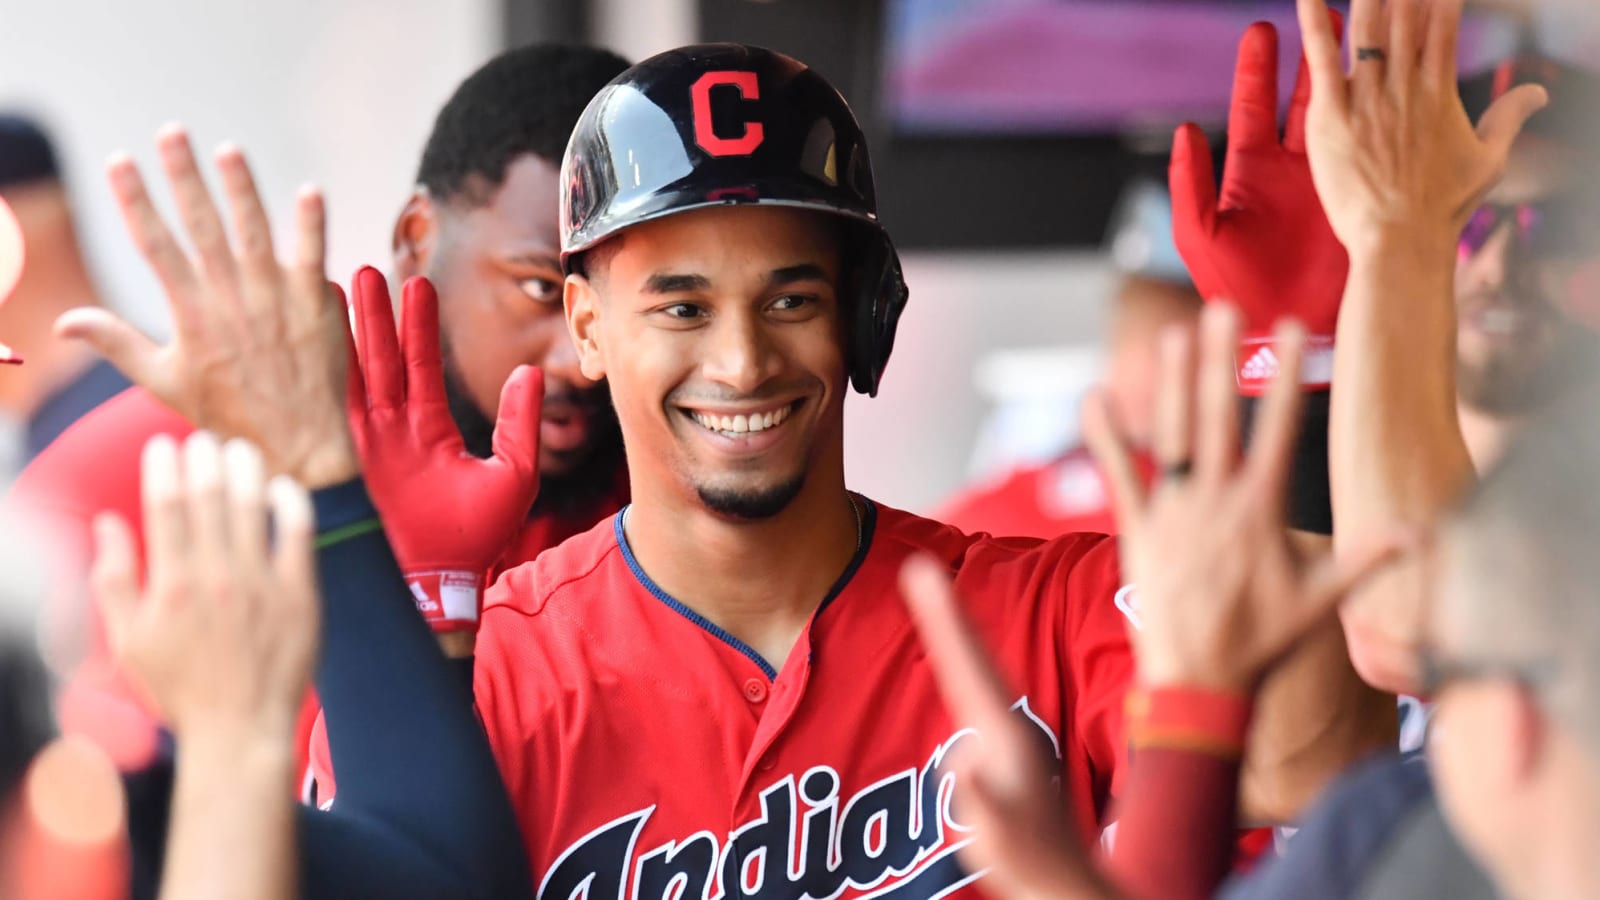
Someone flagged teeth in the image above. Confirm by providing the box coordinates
[690,403,793,435]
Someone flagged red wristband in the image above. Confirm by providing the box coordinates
[404,569,484,633]
[1126,686,1254,759]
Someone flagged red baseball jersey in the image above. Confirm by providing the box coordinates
[935,447,1120,540]
[473,499,1135,900]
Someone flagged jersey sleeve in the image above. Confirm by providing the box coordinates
[1058,535,1136,810]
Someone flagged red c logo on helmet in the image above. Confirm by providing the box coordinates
[691,71,764,157]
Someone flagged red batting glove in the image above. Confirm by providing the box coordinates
[345,266,542,632]
[1170,16,1348,395]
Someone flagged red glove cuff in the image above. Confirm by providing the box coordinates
[1126,686,1254,759]
[1236,334,1334,395]
[405,569,485,633]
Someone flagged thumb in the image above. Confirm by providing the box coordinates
[1299,528,1412,621]
[1169,123,1219,236]
[55,308,165,397]
[491,365,544,481]
[1476,84,1549,161]
[89,511,142,660]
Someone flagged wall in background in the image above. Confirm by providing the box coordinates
[0,0,498,337]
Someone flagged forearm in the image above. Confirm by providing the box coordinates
[305,479,531,898]
[161,735,297,900]
[1331,235,1472,693]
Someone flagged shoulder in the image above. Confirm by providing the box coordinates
[875,501,1121,612]
[10,387,192,517]
[482,512,626,620]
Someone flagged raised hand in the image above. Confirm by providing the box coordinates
[346,267,542,635]
[91,432,318,744]
[1084,306,1399,692]
[899,556,1117,900]
[1170,15,1348,394]
[56,126,356,487]
[1296,0,1547,249]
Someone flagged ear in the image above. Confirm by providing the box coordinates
[1504,681,1550,783]
[564,273,607,383]
[392,190,437,280]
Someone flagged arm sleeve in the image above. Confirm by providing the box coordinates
[1104,748,1242,900]
[295,479,532,900]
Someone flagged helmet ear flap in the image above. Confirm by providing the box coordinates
[845,231,909,397]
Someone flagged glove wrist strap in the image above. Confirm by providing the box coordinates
[404,569,485,632]
[1236,333,1334,395]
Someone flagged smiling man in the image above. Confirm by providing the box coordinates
[74,39,1394,900]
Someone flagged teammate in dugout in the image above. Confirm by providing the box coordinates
[5,44,633,791]
[75,31,1408,896]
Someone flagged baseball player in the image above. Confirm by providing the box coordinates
[86,39,1397,898]
[6,44,634,797]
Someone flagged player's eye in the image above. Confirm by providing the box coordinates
[518,277,561,304]
[662,302,705,319]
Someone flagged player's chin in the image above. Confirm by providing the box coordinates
[693,470,808,520]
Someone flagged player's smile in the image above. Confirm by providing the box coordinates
[678,398,803,453]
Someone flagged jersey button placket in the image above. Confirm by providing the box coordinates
[742,677,768,704]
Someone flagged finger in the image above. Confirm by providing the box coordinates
[1240,319,1307,500]
[1347,0,1386,75]
[899,555,1018,736]
[89,512,142,656]
[490,365,544,480]
[1224,22,1283,161]
[290,184,328,293]
[399,276,449,414]
[155,125,239,297]
[1152,324,1195,475]
[268,474,318,623]
[54,308,166,396]
[1193,305,1241,482]
[139,434,187,589]
[1300,530,1410,620]
[1422,0,1462,83]
[1169,123,1219,243]
[1296,0,1349,117]
[1284,6,1343,153]
[1388,0,1422,89]
[351,266,405,411]
[105,153,202,329]
[1082,390,1147,530]
[212,144,278,295]
[222,439,267,571]
[181,432,230,568]
[1476,85,1550,162]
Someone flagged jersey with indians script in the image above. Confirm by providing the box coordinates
[473,497,1135,900]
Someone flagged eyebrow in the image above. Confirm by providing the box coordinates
[642,262,833,295]
[501,252,562,270]
[768,263,830,288]
[644,272,713,294]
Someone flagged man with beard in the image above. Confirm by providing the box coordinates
[4,42,631,818]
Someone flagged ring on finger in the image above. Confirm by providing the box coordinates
[1356,46,1387,63]
[1161,459,1194,483]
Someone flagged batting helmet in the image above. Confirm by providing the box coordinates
[559,43,909,396]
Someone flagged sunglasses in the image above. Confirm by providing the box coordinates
[1458,199,1600,261]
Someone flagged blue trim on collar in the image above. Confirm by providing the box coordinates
[612,497,879,682]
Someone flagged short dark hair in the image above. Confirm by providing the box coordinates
[0,113,60,190]
[416,43,629,207]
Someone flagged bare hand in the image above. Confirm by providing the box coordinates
[57,126,357,487]
[91,433,319,743]
[1084,305,1400,692]
[1296,0,1548,251]
[899,556,1117,900]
